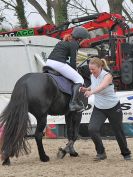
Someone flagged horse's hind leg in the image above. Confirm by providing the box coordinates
[35,114,49,162]
[2,157,10,166]
[1,140,11,165]
[1,150,10,165]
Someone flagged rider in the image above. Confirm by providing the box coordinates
[46,26,89,111]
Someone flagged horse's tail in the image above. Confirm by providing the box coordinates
[0,81,31,158]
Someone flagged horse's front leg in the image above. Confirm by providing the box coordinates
[66,111,82,156]
[64,140,78,157]
[57,112,82,158]
[35,115,49,162]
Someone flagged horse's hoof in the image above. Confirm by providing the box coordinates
[40,155,50,162]
[70,152,79,157]
[57,148,66,159]
[2,158,11,166]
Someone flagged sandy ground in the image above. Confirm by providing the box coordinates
[0,138,133,177]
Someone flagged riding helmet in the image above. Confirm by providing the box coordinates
[72,27,89,39]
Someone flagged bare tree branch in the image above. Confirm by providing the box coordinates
[66,0,71,4]
[69,0,93,16]
[28,0,53,24]
[69,3,89,15]
[0,16,5,22]
[122,6,133,23]
[0,0,28,28]
[124,0,133,15]
[0,0,16,8]
[90,0,99,13]
[46,0,52,19]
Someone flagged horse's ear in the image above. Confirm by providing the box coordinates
[87,59,90,64]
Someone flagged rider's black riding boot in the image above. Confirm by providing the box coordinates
[69,83,84,112]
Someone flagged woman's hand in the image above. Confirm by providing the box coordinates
[80,87,93,97]
[80,87,90,93]
[84,90,92,97]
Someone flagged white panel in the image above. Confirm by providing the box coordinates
[0,36,59,92]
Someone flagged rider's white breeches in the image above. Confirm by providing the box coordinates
[46,59,84,84]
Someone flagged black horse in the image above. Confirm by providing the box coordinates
[0,65,90,165]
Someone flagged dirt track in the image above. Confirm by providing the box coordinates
[1,138,133,177]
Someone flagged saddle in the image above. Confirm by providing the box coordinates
[42,66,73,95]
[43,66,61,76]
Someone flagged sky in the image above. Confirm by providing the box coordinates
[0,0,133,30]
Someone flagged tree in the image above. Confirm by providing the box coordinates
[0,0,28,28]
[107,0,133,23]
[68,0,133,24]
[28,0,69,26]
[0,0,133,30]
[52,0,68,25]
[27,0,53,24]
[16,0,28,28]
[108,0,124,14]
[0,16,5,24]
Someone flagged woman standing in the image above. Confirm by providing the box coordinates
[81,57,131,160]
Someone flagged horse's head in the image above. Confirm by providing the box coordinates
[76,63,91,110]
[78,64,91,87]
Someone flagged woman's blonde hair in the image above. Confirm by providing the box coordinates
[89,57,110,71]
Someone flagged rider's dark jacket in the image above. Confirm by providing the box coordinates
[48,39,79,69]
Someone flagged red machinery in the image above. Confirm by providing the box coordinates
[0,12,133,90]
[0,12,129,39]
